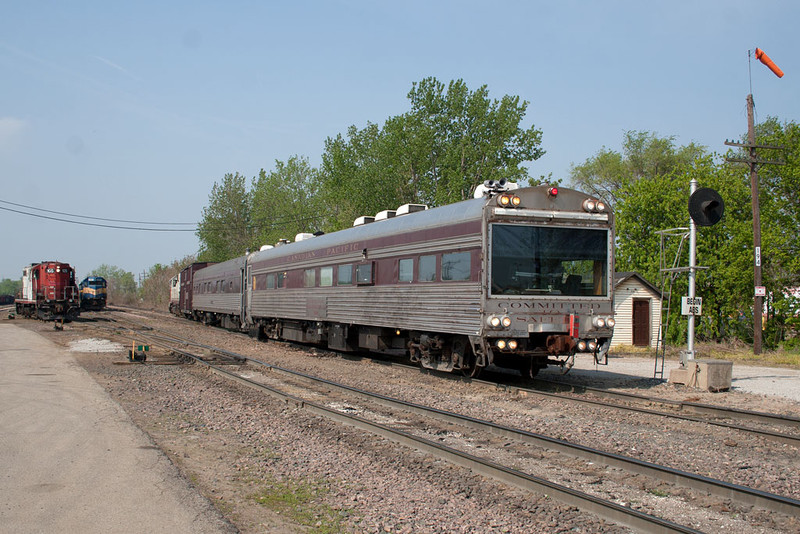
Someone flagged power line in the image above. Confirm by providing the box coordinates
[0,205,197,231]
[0,198,196,225]
[0,201,328,233]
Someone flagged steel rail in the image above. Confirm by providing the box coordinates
[113,319,800,519]
[531,378,800,430]
[166,343,702,534]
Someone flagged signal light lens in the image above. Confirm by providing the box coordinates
[548,187,558,197]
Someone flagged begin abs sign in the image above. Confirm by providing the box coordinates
[681,296,703,316]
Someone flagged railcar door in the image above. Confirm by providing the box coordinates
[243,262,252,326]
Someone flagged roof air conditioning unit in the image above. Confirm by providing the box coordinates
[353,216,375,226]
[396,203,427,216]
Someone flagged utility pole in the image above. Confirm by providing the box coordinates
[725,94,784,355]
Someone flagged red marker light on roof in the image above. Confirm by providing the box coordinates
[548,187,558,197]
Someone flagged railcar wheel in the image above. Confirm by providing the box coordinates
[461,363,482,378]
[457,341,481,378]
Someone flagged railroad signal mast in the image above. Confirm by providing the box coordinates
[724,47,785,355]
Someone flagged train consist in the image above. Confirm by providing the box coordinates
[79,276,108,310]
[15,261,80,321]
[172,183,615,377]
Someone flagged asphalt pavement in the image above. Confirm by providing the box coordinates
[0,323,235,533]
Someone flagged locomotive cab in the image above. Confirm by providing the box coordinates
[477,184,615,377]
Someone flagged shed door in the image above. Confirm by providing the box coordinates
[632,299,650,346]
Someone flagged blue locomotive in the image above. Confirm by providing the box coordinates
[79,276,107,311]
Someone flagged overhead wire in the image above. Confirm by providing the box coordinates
[0,198,327,233]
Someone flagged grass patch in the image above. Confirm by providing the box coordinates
[250,476,347,534]
[613,342,800,368]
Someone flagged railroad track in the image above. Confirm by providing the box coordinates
[89,313,800,532]
[366,359,800,447]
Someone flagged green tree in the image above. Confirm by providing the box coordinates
[89,264,137,305]
[317,77,546,230]
[734,117,800,346]
[403,77,545,205]
[570,130,706,205]
[0,278,22,296]
[138,255,195,310]
[197,172,252,262]
[250,156,324,248]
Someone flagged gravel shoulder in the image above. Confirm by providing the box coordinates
[7,310,800,533]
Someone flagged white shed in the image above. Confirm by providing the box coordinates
[612,272,662,349]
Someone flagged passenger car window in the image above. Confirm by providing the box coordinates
[338,264,353,285]
[320,267,333,287]
[442,252,470,281]
[304,269,316,287]
[398,258,413,282]
[418,255,436,282]
[356,263,373,285]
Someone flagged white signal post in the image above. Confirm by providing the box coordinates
[685,178,699,365]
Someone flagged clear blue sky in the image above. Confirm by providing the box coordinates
[1,1,797,283]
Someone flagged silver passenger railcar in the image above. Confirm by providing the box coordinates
[190,256,246,330]
[236,182,614,377]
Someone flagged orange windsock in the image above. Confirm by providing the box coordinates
[755,48,784,78]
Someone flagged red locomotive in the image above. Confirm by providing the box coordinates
[15,261,80,321]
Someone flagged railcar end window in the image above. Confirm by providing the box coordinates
[356,262,374,285]
[320,267,333,287]
[338,264,353,285]
[490,224,608,297]
[418,255,436,282]
[266,273,275,289]
[398,259,413,282]
[442,252,471,281]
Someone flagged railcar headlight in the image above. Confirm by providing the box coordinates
[606,317,616,328]
[593,317,606,328]
[511,195,522,207]
[588,340,598,351]
[596,201,607,213]
[487,316,502,328]
[498,194,511,207]
[577,340,587,351]
[496,339,507,350]
[501,316,512,328]
[507,339,518,350]
[583,199,596,212]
